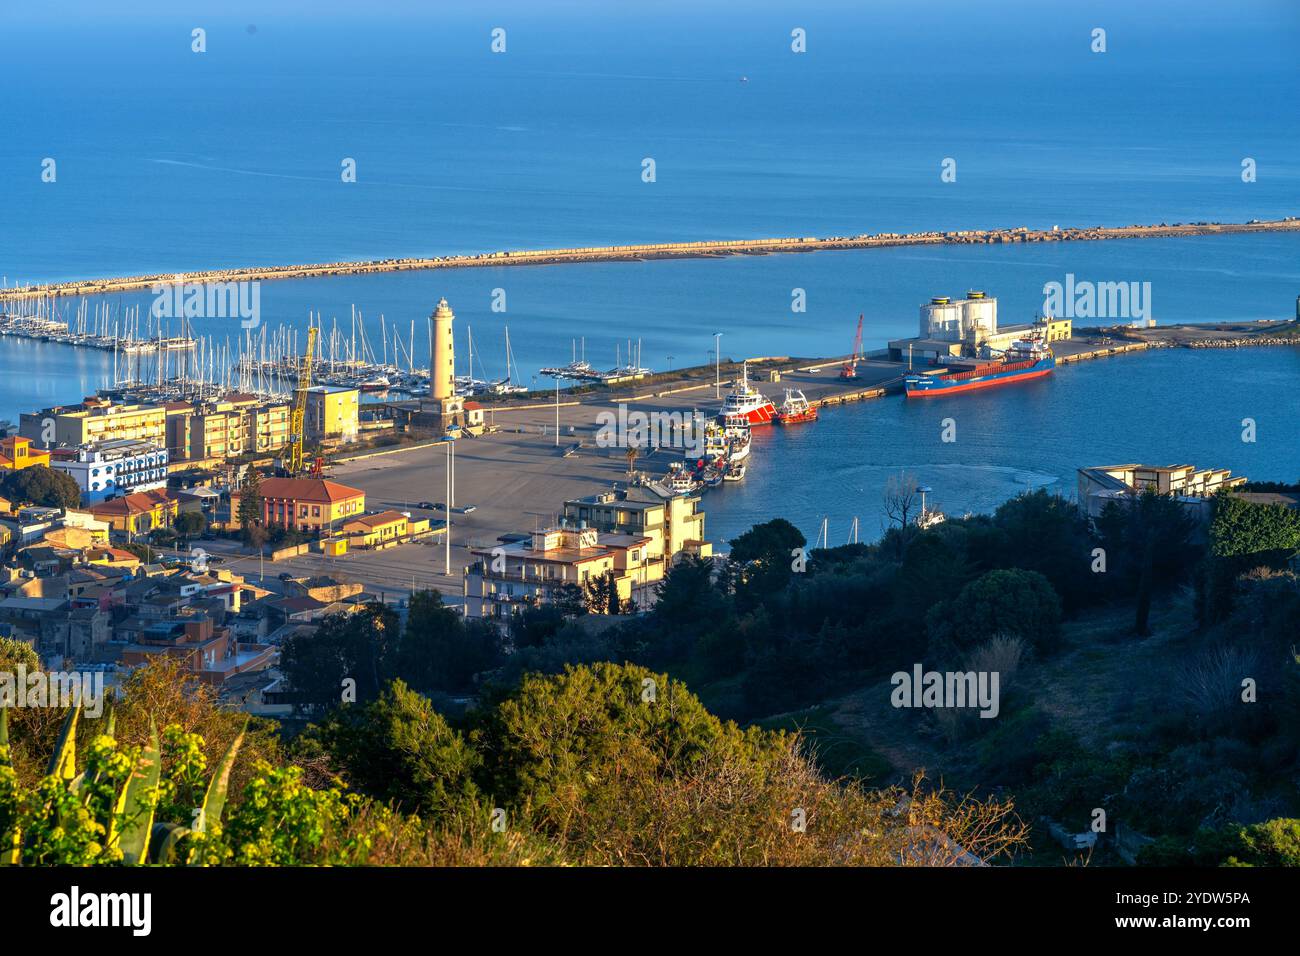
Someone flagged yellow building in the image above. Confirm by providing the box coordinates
[21,400,167,449]
[0,436,51,471]
[563,487,711,570]
[88,489,179,535]
[248,477,366,534]
[306,386,360,442]
[341,509,429,548]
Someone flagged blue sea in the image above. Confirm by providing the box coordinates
[1,0,1297,542]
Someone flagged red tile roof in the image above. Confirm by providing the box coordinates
[89,489,176,517]
[258,477,365,503]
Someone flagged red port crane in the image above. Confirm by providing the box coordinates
[840,313,864,379]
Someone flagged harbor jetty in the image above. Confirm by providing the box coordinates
[2,216,1297,302]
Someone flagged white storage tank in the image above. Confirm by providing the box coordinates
[920,296,964,340]
[961,291,998,340]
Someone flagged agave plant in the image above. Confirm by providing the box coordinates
[0,701,246,866]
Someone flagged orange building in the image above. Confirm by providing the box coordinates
[0,436,50,471]
[252,477,366,533]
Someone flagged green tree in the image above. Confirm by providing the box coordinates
[314,679,480,815]
[237,469,265,548]
[0,636,40,673]
[175,511,206,539]
[1097,489,1200,635]
[1209,493,1300,558]
[927,568,1062,655]
[397,590,504,694]
[0,465,80,509]
[729,518,806,611]
[280,603,400,708]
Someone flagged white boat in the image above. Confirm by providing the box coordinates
[722,413,751,462]
[724,460,747,482]
[720,361,776,425]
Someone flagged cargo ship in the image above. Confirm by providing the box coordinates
[904,337,1054,398]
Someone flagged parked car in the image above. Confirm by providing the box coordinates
[417,501,436,510]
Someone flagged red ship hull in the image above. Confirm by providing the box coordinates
[905,366,1053,397]
[776,410,818,424]
[737,403,777,425]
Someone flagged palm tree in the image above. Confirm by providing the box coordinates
[625,445,640,476]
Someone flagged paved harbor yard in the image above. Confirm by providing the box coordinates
[251,336,1167,602]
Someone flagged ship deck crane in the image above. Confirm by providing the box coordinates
[840,313,864,379]
[283,325,319,476]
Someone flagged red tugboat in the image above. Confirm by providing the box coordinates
[775,387,818,424]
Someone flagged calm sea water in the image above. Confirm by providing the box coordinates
[706,346,1300,546]
[1,1,1297,539]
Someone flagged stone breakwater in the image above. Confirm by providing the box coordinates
[2,217,1297,302]
[1184,337,1300,348]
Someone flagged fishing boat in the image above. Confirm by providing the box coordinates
[775,387,818,424]
[724,459,747,482]
[719,361,776,425]
[721,413,752,462]
[665,461,699,495]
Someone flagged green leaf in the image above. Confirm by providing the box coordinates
[0,706,9,767]
[152,822,191,865]
[199,719,247,835]
[117,719,161,865]
[47,699,82,780]
[0,827,18,866]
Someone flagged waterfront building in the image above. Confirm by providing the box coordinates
[48,438,169,504]
[306,385,360,442]
[562,486,712,570]
[464,522,654,619]
[19,399,167,450]
[88,488,180,535]
[1076,463,1247,520]
[0,435,51,471]
[888,291,1071,363]
[245,477,365,534]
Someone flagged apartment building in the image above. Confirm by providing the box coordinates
[48,439,169,503]
[562,487,711,567]
[20,399,167,449]
[306,385,360,442]
[464,523,656,619]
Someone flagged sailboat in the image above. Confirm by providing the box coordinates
[487,327,530,394]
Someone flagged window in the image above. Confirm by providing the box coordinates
[312,506,320,517]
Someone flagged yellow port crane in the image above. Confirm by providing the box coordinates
[283,325,319,476]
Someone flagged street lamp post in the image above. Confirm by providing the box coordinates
[713,332,722,400]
